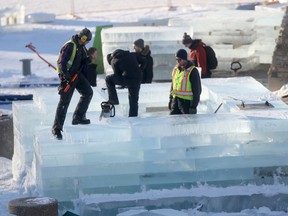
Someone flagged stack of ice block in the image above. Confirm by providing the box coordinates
[169,9,284,71]
[253,9,284,64]
[101,26,189,80]
[12,87,108,181]
[12,76,288,204]
[101,8,284,80]
[0,5,25,26]
[12,100,41,180]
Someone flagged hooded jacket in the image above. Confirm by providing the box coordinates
[188,39,209,77]
[107,49,142,86]
[140,45,153,83]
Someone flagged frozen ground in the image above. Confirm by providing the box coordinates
[1,0,288,215]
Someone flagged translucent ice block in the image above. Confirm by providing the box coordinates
[101,26,190,43]
[213,44,255,59]
[35,137,160,156]
[130,114,251,138]
[139,168,254,186]
[195,154,288,171]
[38,159,196,179]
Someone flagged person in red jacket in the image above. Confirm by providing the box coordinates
[182,32,211,78]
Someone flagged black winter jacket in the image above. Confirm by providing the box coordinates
[58,35,88,77]
[82,63,97,87]
[140,45,153,83]
[108,49,142,86]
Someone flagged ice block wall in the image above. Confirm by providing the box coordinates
[170,9,284,71]
[101,26,189,80]
[101,8,284,80]
[0,4,25,26]
[12,77,288,203]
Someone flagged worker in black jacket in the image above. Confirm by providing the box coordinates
[133,38,153,83]
[106,49,142,117]
[169,49,202,115]
[82,47,98,87]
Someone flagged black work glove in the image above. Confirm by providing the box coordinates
[58,82,68,95]
[189,107,197,114]
[168,95,173,110]
[63,73,72,81]
[168,99,172,110]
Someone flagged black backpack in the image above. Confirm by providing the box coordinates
[204,45,218,70]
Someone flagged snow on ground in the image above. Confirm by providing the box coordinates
[1,0,288,215]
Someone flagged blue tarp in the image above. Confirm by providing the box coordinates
[236,2,261,10]
[0,94,33,101]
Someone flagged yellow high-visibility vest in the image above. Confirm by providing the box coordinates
[171,65,195,100]
[56,39,77,74]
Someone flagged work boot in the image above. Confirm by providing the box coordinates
[72,117,91,125]
[52,128,62,140]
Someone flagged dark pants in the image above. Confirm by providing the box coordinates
[170,97,191,115]
[142,69,153,84]
[105,74,140,117]
[52,73,93,130]
[201,70,212,78]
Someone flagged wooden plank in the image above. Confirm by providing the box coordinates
[236,101,274,110]
[146,106,169,112]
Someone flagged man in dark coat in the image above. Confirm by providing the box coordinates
[82,47,98,87]
[106,49,142,117]
[133,38,154,83]
[52,28,93,140]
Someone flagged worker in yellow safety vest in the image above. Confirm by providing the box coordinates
[52,28,94,140]
[168,49,202,115]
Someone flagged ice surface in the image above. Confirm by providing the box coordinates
[117,208,187,216]
[11,76,288,203]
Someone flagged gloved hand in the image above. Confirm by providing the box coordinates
[63,73,72,81]
[168,99,172,110]
[58,82,67,95]
[189,107,197,114]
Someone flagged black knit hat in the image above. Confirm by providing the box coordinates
[176,49,187,60]
[134,38,144,49]
[182,32,193,45]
